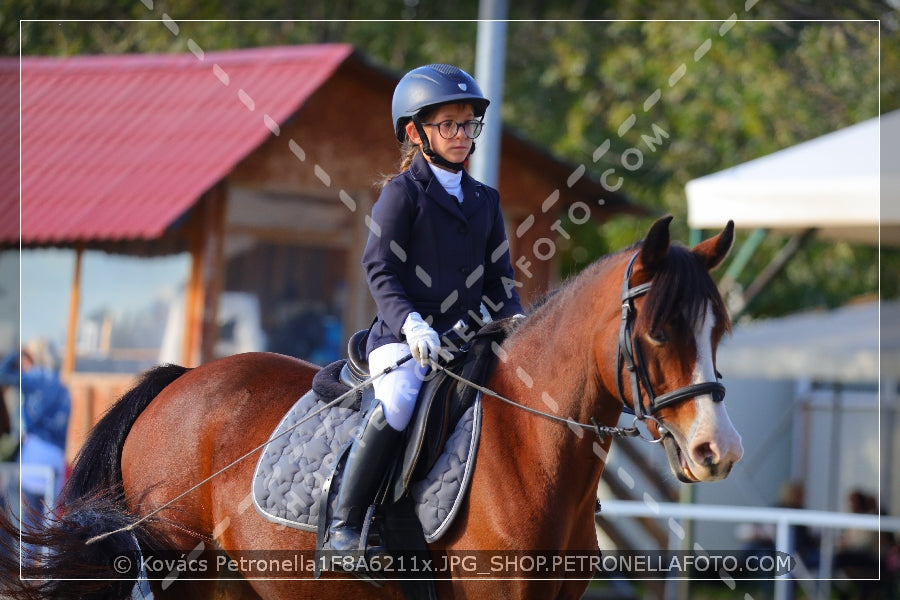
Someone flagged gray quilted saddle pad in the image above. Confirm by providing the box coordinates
[252,388,481,543]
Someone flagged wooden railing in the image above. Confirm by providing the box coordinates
[63,372,137,465]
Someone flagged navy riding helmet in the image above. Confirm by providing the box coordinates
[391,64,490,143]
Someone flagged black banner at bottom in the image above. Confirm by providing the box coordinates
[104,549,795,580]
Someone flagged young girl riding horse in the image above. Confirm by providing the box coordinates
[326,64,525,557]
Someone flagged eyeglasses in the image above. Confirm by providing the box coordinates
[421,119,484,140]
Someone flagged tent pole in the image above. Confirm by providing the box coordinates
[734,228,816,321]
[718,227,767,299]
[688,228,702,247]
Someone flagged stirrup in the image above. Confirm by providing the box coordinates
[326,506,390,571]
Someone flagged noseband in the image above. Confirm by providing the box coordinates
[615,252,726,421]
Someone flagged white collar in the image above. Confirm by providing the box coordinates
[428,163,462,187]
[428,163,464,202]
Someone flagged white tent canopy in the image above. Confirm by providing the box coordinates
[716,299,900,381]
[686,110,900,246]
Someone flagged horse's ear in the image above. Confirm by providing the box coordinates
[640,215,673,273]
[692,220,734,271]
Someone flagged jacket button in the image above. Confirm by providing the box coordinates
[458,225,468,234]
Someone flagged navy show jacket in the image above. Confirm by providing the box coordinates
[362,153,523,355]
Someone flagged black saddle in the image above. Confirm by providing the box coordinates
[311,319,510,500]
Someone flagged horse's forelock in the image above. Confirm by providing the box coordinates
[642,244,730,338]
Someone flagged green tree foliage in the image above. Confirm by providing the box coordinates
[6,1,898,318]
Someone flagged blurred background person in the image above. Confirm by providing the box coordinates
[0,338,71,517]
[833,489,880,600]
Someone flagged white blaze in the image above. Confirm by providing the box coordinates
[688,304,743,472]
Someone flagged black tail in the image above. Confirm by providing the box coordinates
[63,364,189,503]
[0,364,189,600]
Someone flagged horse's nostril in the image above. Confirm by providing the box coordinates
[692,441,719,467]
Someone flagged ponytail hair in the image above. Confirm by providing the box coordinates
[380,139,422,187]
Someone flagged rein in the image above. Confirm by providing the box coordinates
[432,361,660,442]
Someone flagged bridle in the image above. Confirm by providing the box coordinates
[615,251,726,422]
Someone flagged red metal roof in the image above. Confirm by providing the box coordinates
[0,57,18,244]
[1,44,355,245]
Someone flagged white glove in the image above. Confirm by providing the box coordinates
[402,312,441,367]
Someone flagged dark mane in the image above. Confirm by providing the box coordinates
[521,242,729,341]
[642,243,731,337]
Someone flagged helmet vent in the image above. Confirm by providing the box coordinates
[427,63,458,76]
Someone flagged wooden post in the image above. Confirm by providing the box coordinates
[182,223,204,367]
[199,184,226,364]
[62,243,83,378]
[181,185,227,367]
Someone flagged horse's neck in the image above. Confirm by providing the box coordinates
[485,264,622,507]
[502,261,622,422]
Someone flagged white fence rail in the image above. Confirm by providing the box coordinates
[600,500,900,600]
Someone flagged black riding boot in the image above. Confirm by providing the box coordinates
[327,401,401,558]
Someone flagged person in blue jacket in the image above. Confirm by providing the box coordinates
[326,64,524,557]
[0,340,71,514]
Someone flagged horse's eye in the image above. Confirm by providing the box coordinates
[647,330,669,345]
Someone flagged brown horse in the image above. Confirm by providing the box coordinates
[1,216,742,600]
